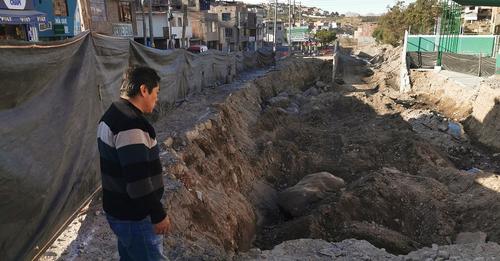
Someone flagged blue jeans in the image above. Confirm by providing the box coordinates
[106,214,167,261]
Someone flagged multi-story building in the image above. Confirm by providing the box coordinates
[135,9,192,49]
[0,0,47,41]
[210,1,249,52]
[79,0,137,37]
[247,4,265,51]
[463,5,500,35]
[186,0,220,49]
[190,11,219,49]
[35,0,80,41]
[263,19,285,46]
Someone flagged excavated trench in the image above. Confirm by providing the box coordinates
[151,52,500,260]
[39,49,500,260]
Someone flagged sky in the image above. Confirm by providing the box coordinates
[241,0,416,15]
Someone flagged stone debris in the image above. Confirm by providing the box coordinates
[456,232,487,244]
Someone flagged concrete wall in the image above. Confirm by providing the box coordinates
[497,53,500,74]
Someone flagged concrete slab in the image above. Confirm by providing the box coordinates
[438,70,482,90]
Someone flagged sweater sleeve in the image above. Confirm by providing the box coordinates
[115,128,166,224]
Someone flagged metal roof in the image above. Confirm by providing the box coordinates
[452,0,500,7]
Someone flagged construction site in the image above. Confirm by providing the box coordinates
[1,0,500,261]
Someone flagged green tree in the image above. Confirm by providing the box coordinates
[315,29,337,47]
[373,0,440,46]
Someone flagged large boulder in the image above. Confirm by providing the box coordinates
[278,172,345,217]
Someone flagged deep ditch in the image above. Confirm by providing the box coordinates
[41,48,500,260]
[157,51,500,259]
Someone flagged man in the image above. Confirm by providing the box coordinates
[97,67,171,260]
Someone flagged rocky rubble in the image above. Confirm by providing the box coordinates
[240,238,500,261]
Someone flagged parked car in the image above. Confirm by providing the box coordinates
[187,45,208,53]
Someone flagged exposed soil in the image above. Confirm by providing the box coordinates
[40,46,500,260]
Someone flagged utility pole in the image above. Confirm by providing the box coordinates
[299,1,302,26]
[299,1,302,51]
[288,0,291,55]
[182,3,187,48]
[148,0,154,47]
[292,0,295,26]
[273,0,277,52]
[166,0,172,49]
[140,0,147,45]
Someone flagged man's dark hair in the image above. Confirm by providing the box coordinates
[120,66,161,97]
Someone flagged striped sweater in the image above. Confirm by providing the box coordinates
[97,98,166,224]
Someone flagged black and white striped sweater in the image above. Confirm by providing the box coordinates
[97,98,166,224]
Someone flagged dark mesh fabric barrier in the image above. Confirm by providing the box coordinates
[0,32,274,261]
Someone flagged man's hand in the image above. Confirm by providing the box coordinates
[154,215,171,235]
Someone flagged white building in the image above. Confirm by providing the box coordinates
[263,20,285,45]
[135,11,193,49]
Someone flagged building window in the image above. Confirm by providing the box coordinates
[118,1,132,23]
[268,26,272,31]
[225,28,232,37]
[53,0,68,17]
[178,17,182,27]
[188,0,196,7]
[90,0,107,22]
[207,21,216,32]
[222,13,231,21]
[278,26,282,31]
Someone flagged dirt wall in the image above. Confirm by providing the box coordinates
[155,58,327,259]
[410,71,500,151]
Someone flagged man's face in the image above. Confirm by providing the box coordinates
[141,84,160,113]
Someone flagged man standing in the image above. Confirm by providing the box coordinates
[97,67,171,260]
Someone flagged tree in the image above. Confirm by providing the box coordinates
[315,29,337,47]
[373,0,440,46]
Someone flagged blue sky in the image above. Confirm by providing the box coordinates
[242,0,416,15]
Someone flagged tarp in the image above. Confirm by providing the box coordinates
[408,51,496,77]
[0,31,274,261]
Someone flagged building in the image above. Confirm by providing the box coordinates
[462,5,500,35]
[0,0,47,41]
[35,0,80,41]
[354,22,377,45]
[491,7,500,34]
[209,1,249,52]
[263,19,284,46]
[189,11,219,49]
[187,0,219,49]
[247,4,265,51]
[80,0,137,37]
[135,9,192,49]
[354,22,377,38]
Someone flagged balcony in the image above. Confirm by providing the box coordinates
[112,23,134,37]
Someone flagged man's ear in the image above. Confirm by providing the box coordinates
[139,84,148,96]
